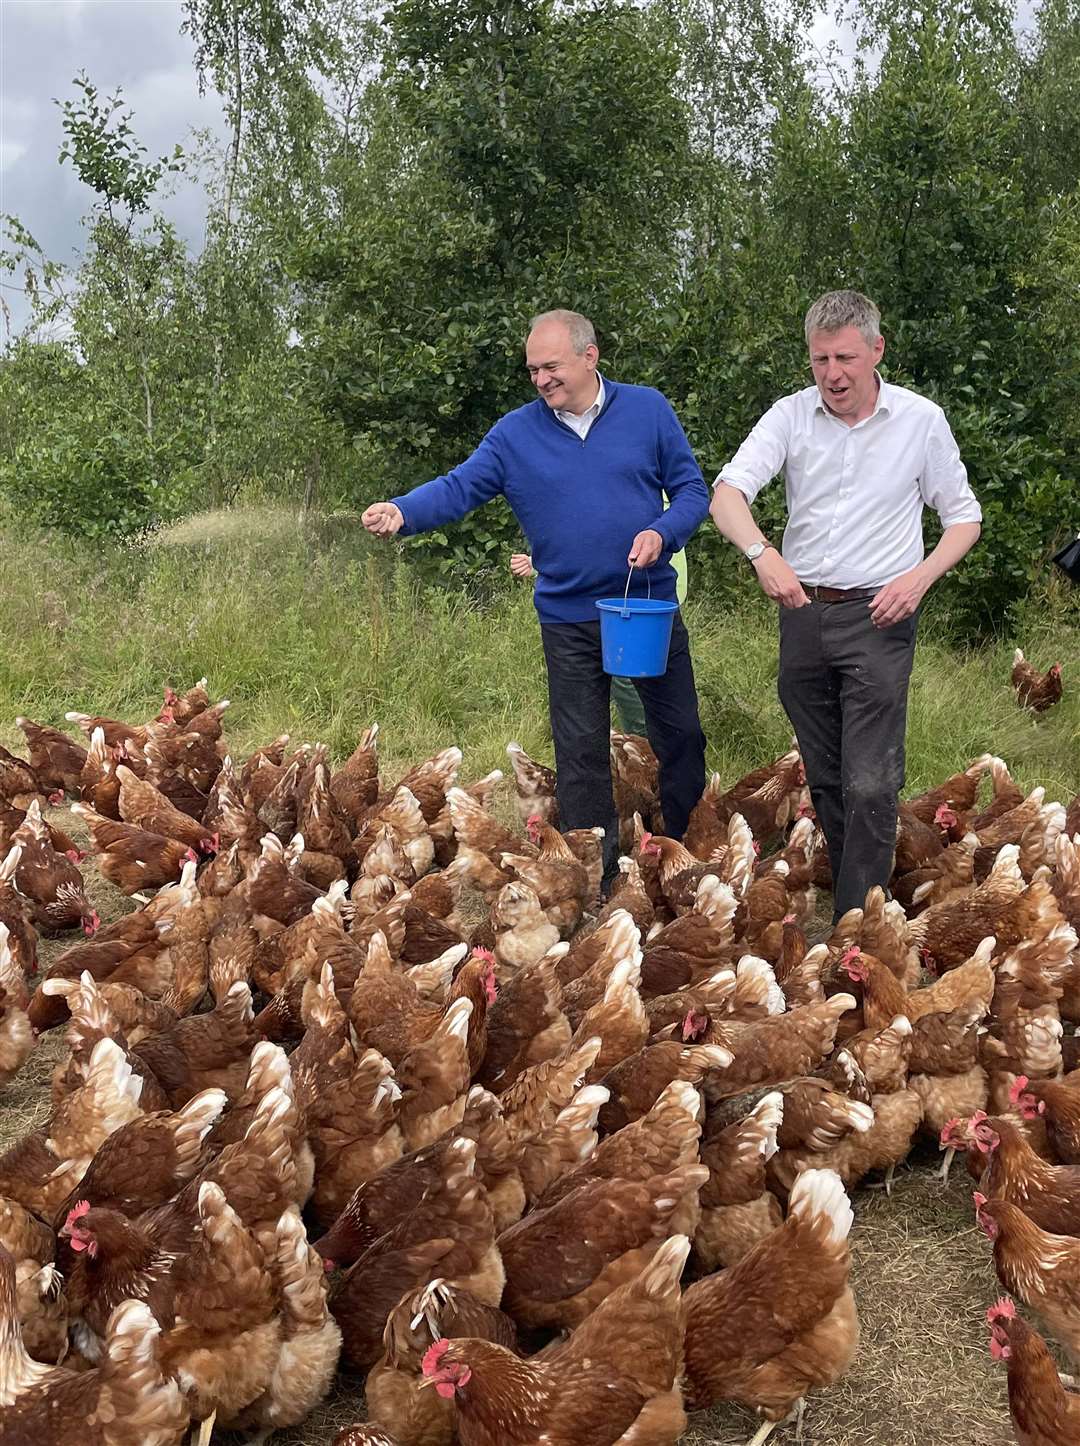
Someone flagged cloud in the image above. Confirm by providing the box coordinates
[0,0,226,336]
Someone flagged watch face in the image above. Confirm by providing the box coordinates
[746,543,764,560]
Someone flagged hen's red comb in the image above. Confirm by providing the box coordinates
[471,947,496,963]
[421,1338,451,1377]
[65,1199,91,1227]
[986,1297,1016,1324]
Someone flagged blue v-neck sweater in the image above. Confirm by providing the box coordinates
[391,378,710,623]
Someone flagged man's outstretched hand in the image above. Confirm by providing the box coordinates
[628,529,664,569]
[361,502,404,537]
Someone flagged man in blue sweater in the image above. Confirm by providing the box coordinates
[362,308,709,887]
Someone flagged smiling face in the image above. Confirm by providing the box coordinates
[525,318,600,415]
[809,324,884,425]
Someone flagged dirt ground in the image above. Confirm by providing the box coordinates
[2,804,1018,1446]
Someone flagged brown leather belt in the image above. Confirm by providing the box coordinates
[800,583,878,603]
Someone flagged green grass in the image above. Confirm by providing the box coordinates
[1,506,1079,805]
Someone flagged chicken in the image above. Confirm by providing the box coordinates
[115,765,217,855]
[539,1077,702,1213]
[127,981,255,1108]
[501,817,590,935]
[688,753,803,851]
[476,945,571,1092]
[446,787,531,897]
[986,1296,1080,1446]
[0,923,34,1086]
[330,723,381,828]
[304,1032,403,1231]
[0,846,38,980]
[641,874,741,1001]
[366,1278,518,1446]
[709,993,857,1096]
[72,805,195,894]
[908,845,1054,973]
[14,716,88,797]
[330,1136,504,1372]
[908,996,989,1172]
[496,1162,706,1329]
[1013,649,1063,713]
[893,832,979,915]
[0,1249,189,1445]
[0,1036,145,1220]
[160,677,211,725]
[226,1206,342,1439]
[696,1090,784,1270]
[903,754,993,826]
[397,997,474,1149]
[505,741,558,827]
[490,880,560,972]
[967,756,1025,833]
[62,1181,281,1428]
[347,938,471,1067]
[419,1234,692,1446]
[957,1114,1080,1234]
[610,730,663,848]
[682,1168,857,1438]
[976,1193,1080,1362]
[52,1087,224,1228]
[640,832,724,915]
[8,805,98,935]
[14,1257,67,1366]
[314,1088,523,1269]
[598,1041,733,1134]
[514,1081,608,1205]
[570,955,648,1084]
[0,746,43,808]
[1012,1072,1080,1164]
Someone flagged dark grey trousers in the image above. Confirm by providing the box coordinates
[540,614,707,880]
[778,597,918,920]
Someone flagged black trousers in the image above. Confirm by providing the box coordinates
[777,598,918,920]
[540,613,707,879]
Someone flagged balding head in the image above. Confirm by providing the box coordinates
[526,308,600,414]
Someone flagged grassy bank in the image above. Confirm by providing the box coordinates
[1,506,1078,801]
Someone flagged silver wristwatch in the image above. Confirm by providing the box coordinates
[743,541,774,563]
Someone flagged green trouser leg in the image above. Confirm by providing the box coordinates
[611,674,647,735]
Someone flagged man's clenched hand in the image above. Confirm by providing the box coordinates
[361,502,404,537]
[753,550,810,609]
[869,565,930,627]
[628,529,664,569]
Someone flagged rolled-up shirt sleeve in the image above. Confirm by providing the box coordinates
[713,400,792,503]
[920,408,983,527]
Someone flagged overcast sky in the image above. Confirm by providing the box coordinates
[0,0,226,338]
[0,0,1042,342]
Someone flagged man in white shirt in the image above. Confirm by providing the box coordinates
[710,290,982,919]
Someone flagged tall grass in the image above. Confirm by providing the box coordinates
[2,505,1078,801]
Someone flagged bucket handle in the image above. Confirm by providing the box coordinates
[621,563,651,618]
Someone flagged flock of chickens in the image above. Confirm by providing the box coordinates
[0,660,1075,1446]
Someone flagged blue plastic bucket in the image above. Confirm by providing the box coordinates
[596,590,678,677]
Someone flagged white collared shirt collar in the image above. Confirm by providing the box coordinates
[812,371,892,424]
[556,373,605,439]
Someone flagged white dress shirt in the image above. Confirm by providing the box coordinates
[556,374,605,439]
[716,377,982,589]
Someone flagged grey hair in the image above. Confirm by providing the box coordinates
[804,290,881,347]
[529,308,597,354]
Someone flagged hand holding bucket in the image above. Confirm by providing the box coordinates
[596,565,678,678]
